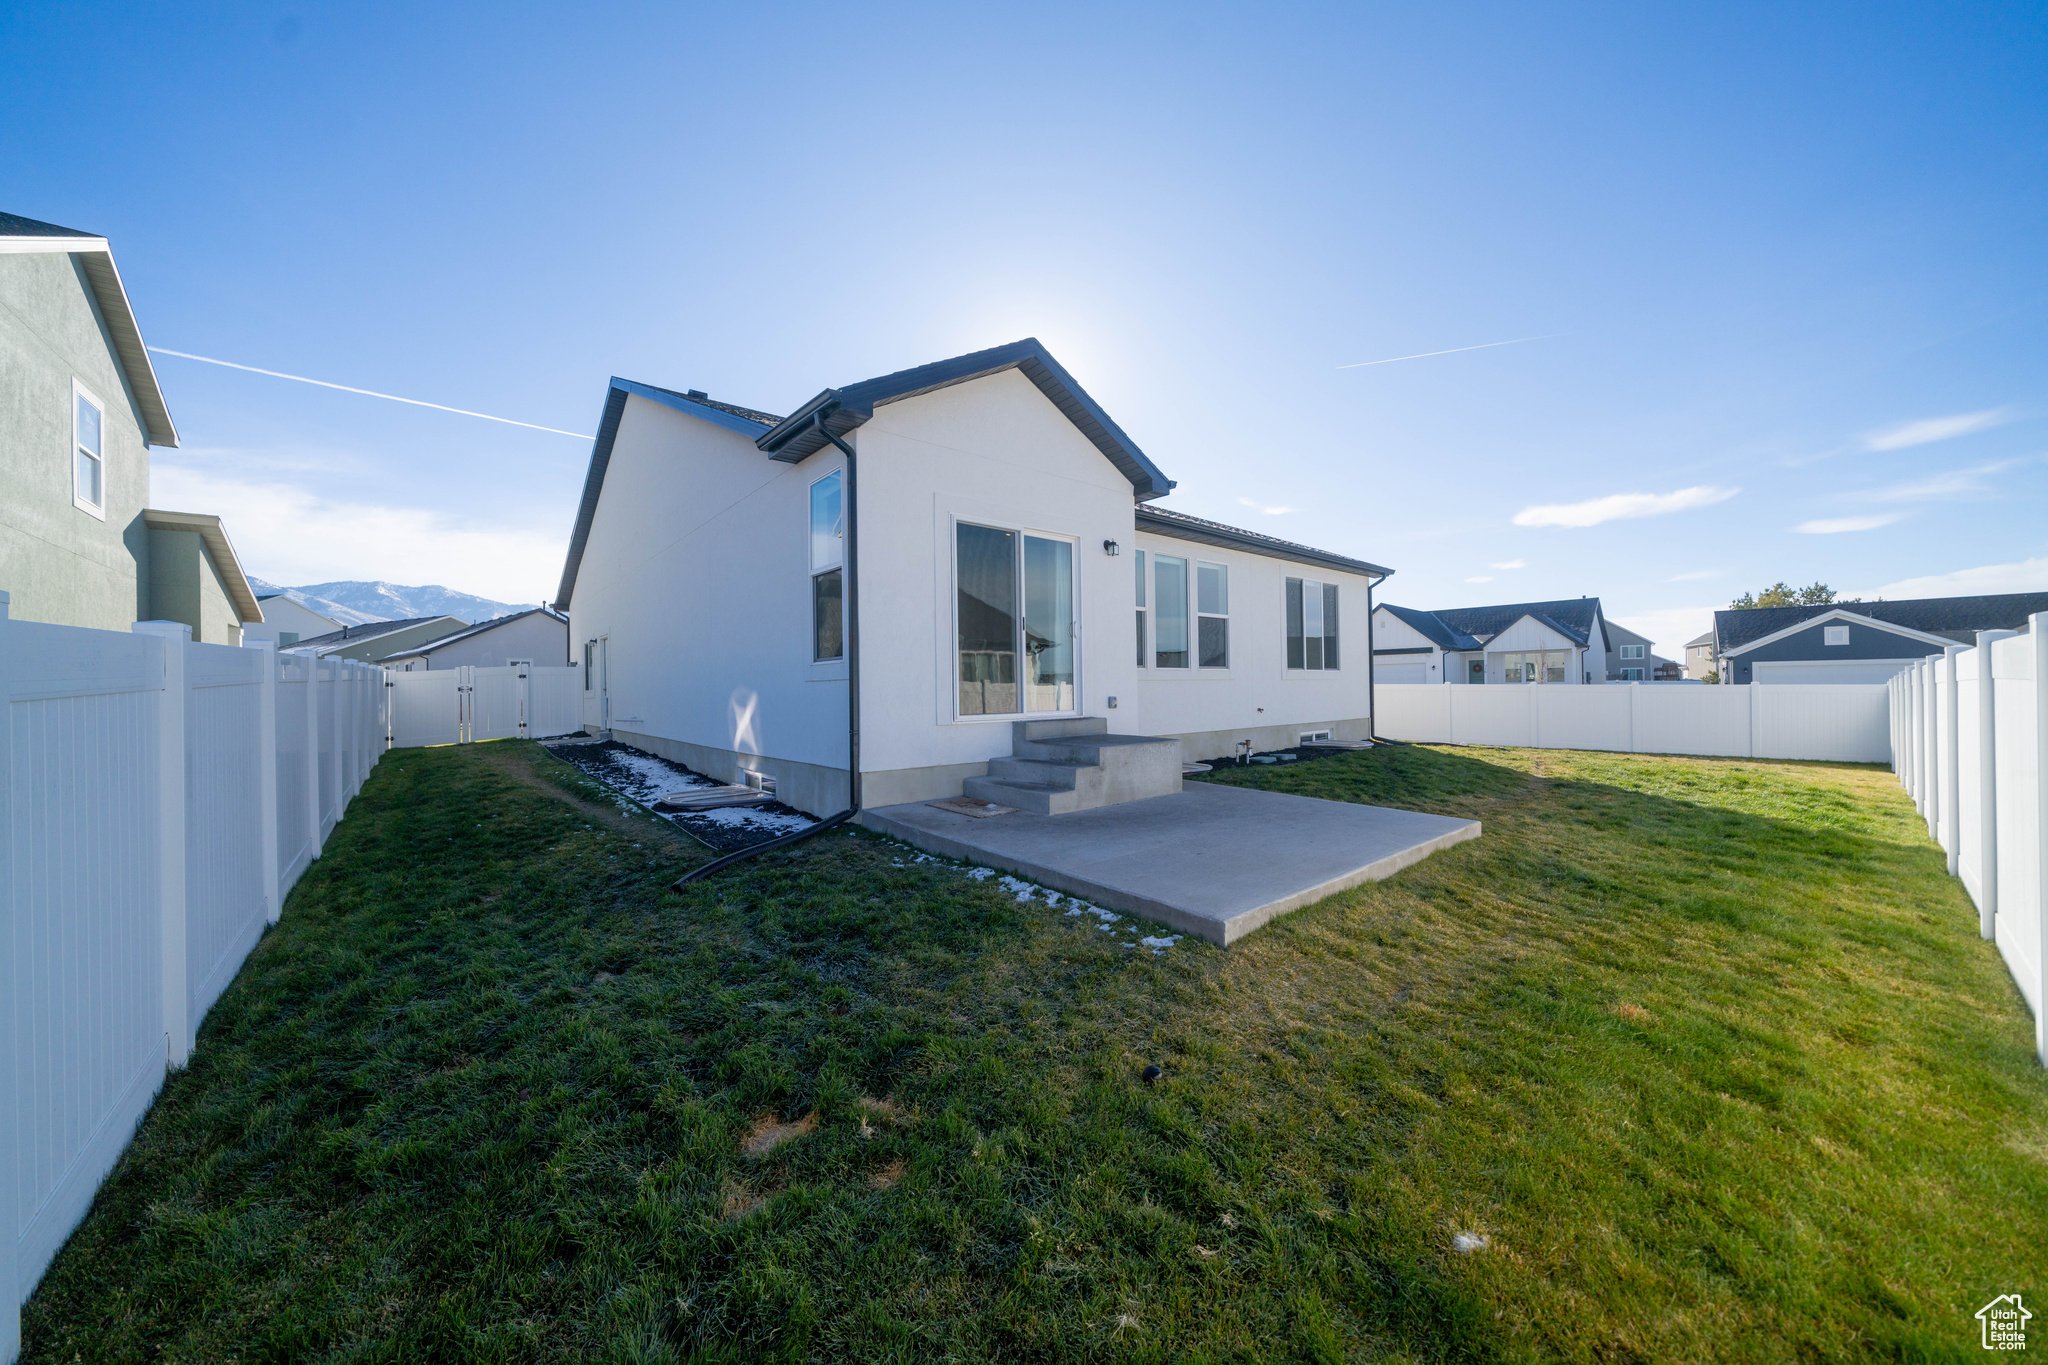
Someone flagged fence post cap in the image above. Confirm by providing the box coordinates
[131,619,193,641]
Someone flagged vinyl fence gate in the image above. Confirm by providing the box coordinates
[385,664,584,749]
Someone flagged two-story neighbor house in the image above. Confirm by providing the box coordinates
[377,606,569,671]
[555,339,1392,818]
[1714,592,2048,684]
[1602,620,1681,681]
[1370,597,1612,684]
[1,210,262,641]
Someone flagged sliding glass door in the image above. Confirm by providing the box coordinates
[958,522,1077,717]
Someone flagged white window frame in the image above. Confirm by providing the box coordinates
[1619,643,1645,660]
[1134,548,1147,669]
[810,469,846,664]
[1149,550,1191,671]
[72,378,106,520]
[1823,625,1849,647]
[1196,560,1230,670]
[1285,577,1340,672]
[1621,667,1645,681]
[949,515,1082,722]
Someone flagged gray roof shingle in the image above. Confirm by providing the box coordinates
[1715,592,2048,654]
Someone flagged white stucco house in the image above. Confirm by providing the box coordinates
[244,591,340,649]
[377,606,570,671]
[554,339,1392,818]
[1371,597,1611,685]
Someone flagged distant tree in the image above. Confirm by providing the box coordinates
[1728,581,1859,610]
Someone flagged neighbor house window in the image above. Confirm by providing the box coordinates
[73,383,105,517]
[957,522,1075,716]
[1197,561,1228,668]
[811,471,844,661]
[278,631,299,648]
[1823,625,1849,646]
[1621,667,1645,681]
[1619,643,1645,659]
[1285,578,1339,670]
[1497,650,1569,683]
[1153,554,1189,668]
[1134,549,1147,667]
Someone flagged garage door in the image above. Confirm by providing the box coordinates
[1752,658,1919,685]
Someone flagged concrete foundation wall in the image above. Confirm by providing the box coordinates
[0,252,153,631]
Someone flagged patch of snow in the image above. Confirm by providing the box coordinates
[1139,935,1181,955]
[1453,1233,1489,1253]
[1065,904,1120,924]
[964,867,995,881]
[692,805,814,833]
[996,875,1040,902]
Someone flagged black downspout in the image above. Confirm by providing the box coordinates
[674,410,860,888]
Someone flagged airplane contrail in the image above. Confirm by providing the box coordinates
[1337,333,1565,369]
[147,347,594,439]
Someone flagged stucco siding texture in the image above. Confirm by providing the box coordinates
[0,252,153,630]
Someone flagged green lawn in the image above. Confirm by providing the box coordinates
[23,740,2047,1363]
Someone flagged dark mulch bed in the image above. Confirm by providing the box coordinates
[544,738,820,853]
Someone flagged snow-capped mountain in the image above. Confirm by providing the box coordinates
[247,579,535,627]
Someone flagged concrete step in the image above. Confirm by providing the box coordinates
[1014,717,1109,743]
[962,775,1089,815]
[985,755,1101,793]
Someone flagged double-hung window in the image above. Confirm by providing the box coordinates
[957,522,1075,715]
[1196,561,1228,668]
[810,471,844,661]
[1152,553,1189,668]
[73,383,105,518]
[1619,643,1645,660]
[1134,549,1147,667]
[1285,577,1339,670]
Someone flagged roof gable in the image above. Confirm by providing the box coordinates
[2,210,178,446]
[1719,607,1957,658]
[292,614,466,652]
[374,607,566,662]
[1714,592,2048,654]
[755,339,1173,500]
[1374,603,1482,650]
[1430,597,1603,647]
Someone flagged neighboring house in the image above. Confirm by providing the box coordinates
[1602,620,1681,682]
[377,606,570,670]
[291,614,468,664]
[1371,597,1611,684]
[1715,592,2048,684]
[555,339,1392,817]
[245,591,340,650]
[1684,629,1717,681]
[1,210,263,643]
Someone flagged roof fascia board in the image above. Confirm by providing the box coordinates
[142,508,262,622]
[612,377,775,438]
[554,385,629,609]
[757,340,1174,499]
[0,235,111,255]
[43,245,178,446]
[1722,607,1957,658]
[1135,509,1390,579]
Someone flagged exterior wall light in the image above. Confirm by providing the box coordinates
[1103,539,1120,556]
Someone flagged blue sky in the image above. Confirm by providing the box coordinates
[6,1,2044,656]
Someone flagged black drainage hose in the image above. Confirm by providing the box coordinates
[671,808,857,890]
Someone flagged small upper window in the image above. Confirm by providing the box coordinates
[1196,561,1229,668]
[1823,625,1849,647]
[1619,643,1645,659]
[810,471,843,572]
[73,383,105,517]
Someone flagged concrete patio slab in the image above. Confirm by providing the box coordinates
[861,782,1480,946]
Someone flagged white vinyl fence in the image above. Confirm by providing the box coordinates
[1892,617,2048,1065]
[386,664,583,749]
[1373,680,1892,762]
[0,599,385,1362]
